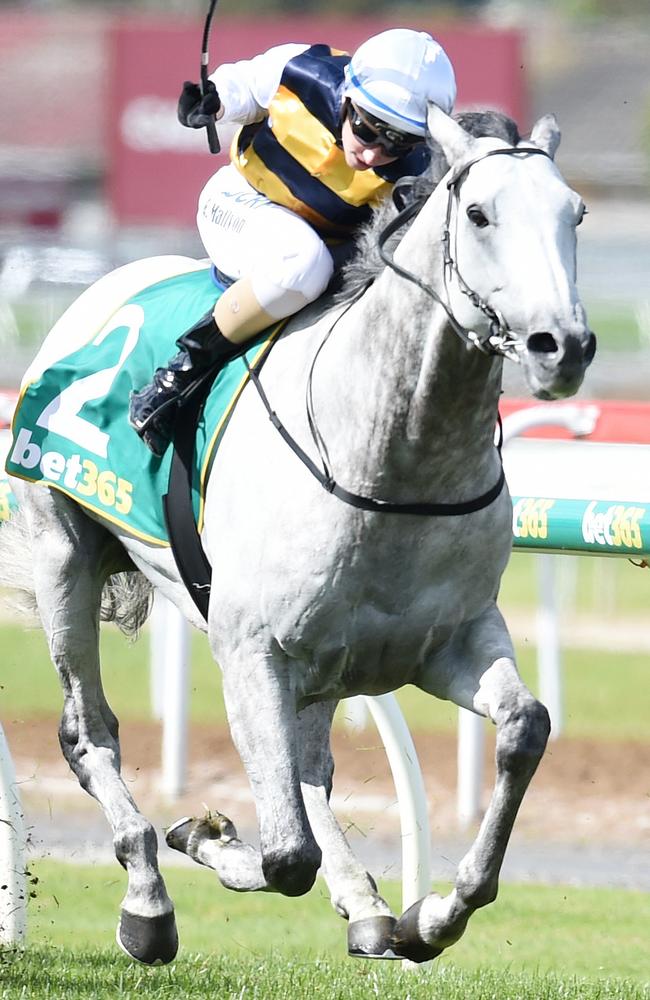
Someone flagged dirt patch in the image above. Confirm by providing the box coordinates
[5,714,650,847]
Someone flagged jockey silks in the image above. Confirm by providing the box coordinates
[230,45,430,237]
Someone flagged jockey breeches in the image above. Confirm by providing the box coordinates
[197,164,336,320]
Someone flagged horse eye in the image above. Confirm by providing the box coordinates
[467,205,489,228]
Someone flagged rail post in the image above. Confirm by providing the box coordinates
[0,723,26,948]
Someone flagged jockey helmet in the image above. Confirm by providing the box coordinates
[343,28,456,137]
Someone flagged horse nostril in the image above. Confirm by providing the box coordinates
[584,331,597,364]
[527,332,558,355]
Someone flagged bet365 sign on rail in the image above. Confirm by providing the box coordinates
[512,496,649,557]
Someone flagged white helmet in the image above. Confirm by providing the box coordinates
[343,28,456,137]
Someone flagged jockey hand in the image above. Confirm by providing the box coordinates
[178,80,222,128]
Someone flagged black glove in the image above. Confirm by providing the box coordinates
[178,80,222,129]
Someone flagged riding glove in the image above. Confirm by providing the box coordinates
[177,80,222,128]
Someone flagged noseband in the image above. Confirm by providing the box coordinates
[378,146,551,363]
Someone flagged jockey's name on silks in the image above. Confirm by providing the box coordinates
[5,268,279,546]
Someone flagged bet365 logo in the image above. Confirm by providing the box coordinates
[10,428,133,515]
[581,500,645,550]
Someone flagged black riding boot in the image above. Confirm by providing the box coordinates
[129,309,245,456]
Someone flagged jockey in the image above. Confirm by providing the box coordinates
[129,28,456,454]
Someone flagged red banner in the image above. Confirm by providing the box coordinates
[108,16,527,226]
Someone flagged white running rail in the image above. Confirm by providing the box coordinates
[0,722,26,947]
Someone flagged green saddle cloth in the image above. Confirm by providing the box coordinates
[5,267,279,545]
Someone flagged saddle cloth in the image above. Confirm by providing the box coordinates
[5,267,280,545]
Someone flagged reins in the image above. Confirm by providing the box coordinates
[246,307,505,517]
[244,146,549,518]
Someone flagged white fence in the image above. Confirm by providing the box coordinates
[0,723,26,948]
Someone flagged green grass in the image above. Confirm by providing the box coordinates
[584,302,647,352]
[1,620,648,740]
[1,550,647,738]
[500,552,650,616]
[2,615,648,742]
[1,950,648,1000]
[1,860,647,997]
[391,644,650,739]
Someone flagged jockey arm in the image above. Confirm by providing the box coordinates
[208,43,310,124]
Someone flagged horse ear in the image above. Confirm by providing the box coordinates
[426,102,474,165]
[528,114,561,159]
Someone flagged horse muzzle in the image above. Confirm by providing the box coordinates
[521,327,597,400]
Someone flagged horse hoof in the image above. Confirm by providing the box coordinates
[116,909,178,965]
[392,900,444,964]
[348,916,399,960]
[166,812,237,859]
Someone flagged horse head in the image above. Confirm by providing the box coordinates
[426,104,596,400]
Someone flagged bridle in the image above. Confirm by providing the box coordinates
[378,145,551,363]
[246,145,551,517]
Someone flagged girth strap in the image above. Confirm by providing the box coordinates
[163,386,213,621]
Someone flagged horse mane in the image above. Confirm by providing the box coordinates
[338,110,522,301]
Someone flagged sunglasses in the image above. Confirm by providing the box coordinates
[346,102,422,157]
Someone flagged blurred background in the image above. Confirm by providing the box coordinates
[0,4,649,972]
[0,0,649,394]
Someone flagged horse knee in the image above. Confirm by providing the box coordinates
[497,696,550,773]
[114,816,159,870]
[262,841,321,896]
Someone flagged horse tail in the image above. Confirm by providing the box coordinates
[100,572,154,638]
[0,509,154,638]
[0,508,40,623]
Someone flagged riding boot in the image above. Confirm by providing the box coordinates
[129,309,245,456]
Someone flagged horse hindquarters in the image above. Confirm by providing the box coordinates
[15,486,178,965]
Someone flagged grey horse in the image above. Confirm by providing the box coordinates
[0,105,594,964]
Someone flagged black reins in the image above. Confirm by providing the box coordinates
[245,146,549,518]
[246,344,505,517]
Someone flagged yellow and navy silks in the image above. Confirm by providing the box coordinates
[5,267,283,546]
[231,44,431,237]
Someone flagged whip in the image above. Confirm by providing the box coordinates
[201,0,220,153]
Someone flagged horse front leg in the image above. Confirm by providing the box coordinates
[296,701,397,959]
[27,493,177,965]
[394,606,550,963]
[168,644,321,897]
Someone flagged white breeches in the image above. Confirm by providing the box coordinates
[197,164,335,320]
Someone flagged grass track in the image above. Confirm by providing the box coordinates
[2,551,648,734]
[2,860,646,998]
[1,948,649,1000]
[2,619,648,740]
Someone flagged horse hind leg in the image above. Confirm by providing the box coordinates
[26,489,178,965]
[296,701,398,960]
[394,607,550,963]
